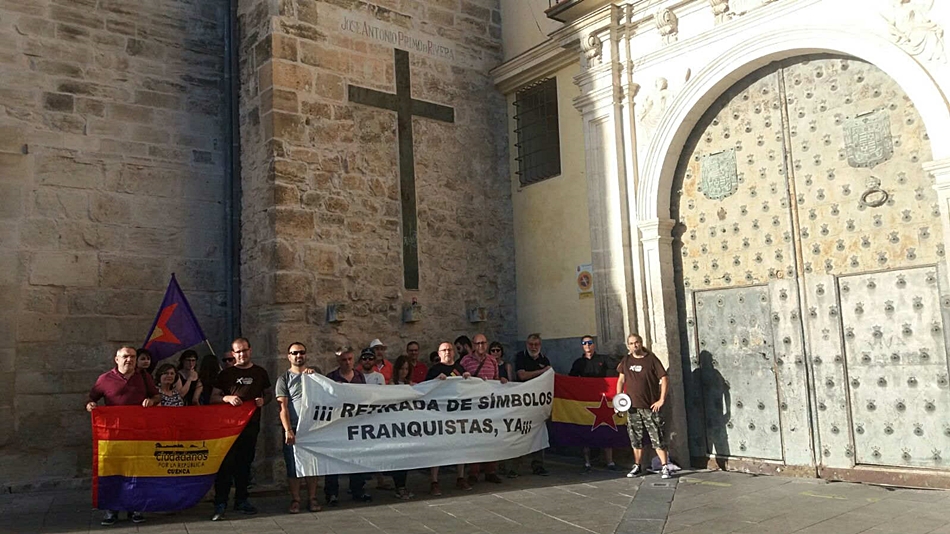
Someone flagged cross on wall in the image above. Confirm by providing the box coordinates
[347,48,456,290]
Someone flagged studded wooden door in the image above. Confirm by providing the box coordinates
[673,55,950,474]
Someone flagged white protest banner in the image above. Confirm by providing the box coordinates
[294,370,554,475]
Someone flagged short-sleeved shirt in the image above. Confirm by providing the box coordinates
[569,353,611,378]
[326,368,366,384]
[459,354,499,380]
[89,369,159,406]
[425,362,466,381]
[363,371,386,385]
[375,359,393,383]
[618,352,668,408]
[276,370,304,427]
[214,364,272,422]
[410,362,428,384]
[514,350,551,382]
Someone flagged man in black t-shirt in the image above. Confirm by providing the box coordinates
[425,342,473,493]
[616,334,670,479]
[210,337,272,521]
[569,335,618,472]
[512,333,550,476]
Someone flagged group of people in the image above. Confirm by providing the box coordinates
[85,332,671,526]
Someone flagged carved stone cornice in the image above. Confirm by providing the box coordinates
[638,218,676,245]
[573,84,622,113]
[490,39,578,94]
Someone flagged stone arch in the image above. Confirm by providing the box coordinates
[638,26,950,222]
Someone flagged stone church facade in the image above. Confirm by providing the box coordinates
[0,0,513,488]
[495,0,950,487]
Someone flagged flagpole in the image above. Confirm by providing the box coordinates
[204,339,216,356]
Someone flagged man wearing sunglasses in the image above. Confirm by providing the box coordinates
[276,342,320,514]
[359,348,386,385]
[569,336,618,472]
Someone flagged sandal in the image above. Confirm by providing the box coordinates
[308,498,321,512]
[288,500,300,514]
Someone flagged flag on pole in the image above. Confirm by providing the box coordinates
[549,375,630,448]
[143,274,207,363]
[92,404,255,512]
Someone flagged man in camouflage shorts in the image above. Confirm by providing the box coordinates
[616,334,672,479]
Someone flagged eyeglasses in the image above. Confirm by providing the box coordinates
[359,355,375,361]
[581,340,594,346]
[222,357,236,363]
[289,350,306,356]
[489,348,502,353]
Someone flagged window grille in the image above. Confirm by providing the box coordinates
[514,78,561,186]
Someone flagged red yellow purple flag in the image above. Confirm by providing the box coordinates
[143,274,207,364]
[550,375,630,448]
[92,404,255,512]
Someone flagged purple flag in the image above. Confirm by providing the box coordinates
[143,274,207,363]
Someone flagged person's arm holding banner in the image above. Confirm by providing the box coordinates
[213,387,242,405]
[142,372,160,407]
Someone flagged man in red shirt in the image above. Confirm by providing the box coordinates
[86,345,161,526]
[406,341,428,384]
[459,334,505,484]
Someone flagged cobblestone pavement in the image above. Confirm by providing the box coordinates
[2,460,949,534]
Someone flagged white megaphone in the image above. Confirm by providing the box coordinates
[613,393,631,413]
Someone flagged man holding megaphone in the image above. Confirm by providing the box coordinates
[615,334,671,479]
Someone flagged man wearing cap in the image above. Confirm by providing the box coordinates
[369,338,393,384]
[359,348,386,385]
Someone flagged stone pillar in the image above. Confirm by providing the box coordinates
[573,15,636,358]
[639,217,689,464]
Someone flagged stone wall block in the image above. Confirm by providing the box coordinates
[105,316,147,342]
[29,252,98,287]
[36,153,103,189]
[0,152,32,185]
[274,271,312,303]
[267,111,308,144]
[99,254,166,289]
[16,313,63,342]
[273,207,314,239]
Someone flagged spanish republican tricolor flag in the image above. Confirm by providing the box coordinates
[92,404,255,512]
[550,375,630,448]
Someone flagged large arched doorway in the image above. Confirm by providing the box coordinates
[672,54,950,475]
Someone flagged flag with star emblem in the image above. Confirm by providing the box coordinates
[550,375,630,447]
[142,274,207,363]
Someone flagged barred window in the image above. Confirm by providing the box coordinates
[514,78,561,186]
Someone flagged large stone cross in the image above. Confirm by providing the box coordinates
[347,48,455,290]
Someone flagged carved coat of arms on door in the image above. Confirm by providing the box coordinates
[844,110,894,168]
[700,148,738,200]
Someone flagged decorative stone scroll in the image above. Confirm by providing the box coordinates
[884,0,946,64]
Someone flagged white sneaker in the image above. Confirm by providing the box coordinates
[661,465,671,479]
[626,465,641,478]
